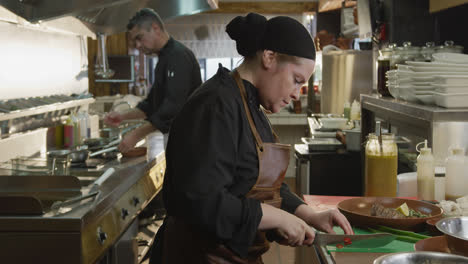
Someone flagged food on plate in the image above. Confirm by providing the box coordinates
[371,203,429,219]
[437,195,468,216]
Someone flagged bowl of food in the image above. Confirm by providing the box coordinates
[373,252,468,264]
[337,197,443,231]
[436,217,468,256]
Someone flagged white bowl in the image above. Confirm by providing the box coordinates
[433,53,468,64]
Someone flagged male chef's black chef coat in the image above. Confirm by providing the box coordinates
[162,65,305,258]
[137,37,202,133]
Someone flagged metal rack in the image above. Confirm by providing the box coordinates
[0,98,95,122]
[361,94,468,164]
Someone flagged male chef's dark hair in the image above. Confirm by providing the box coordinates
[226,13,316,62]
[127,8,166,32]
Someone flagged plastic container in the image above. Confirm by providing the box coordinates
[416,140,435,200]
[343,128,361,151]
[397,172,417,197]
[350,100,361,121]
[445,147,468,200]
[434,167,446,201]
[343,101,351,120]
[365,125,398,197]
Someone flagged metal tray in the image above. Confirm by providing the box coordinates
[301,137,344,151]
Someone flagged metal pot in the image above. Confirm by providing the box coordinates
[69,149,89,163]
[373,252,468,264]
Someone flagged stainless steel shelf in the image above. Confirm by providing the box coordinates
[0,98,95,122]
[360,94,468,164]
[361,94,468,123]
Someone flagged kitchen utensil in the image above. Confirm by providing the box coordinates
[69,149,89,163]
[83,137,108,148]
[89,146,118,158]
[50,191,99,211]
[88,168,115,207]
[337,197,443,231]
[375,121,383,154]
[414,236,450,253]
[436,216,468,256]
[373,252,468,264]
[313,231,395,247]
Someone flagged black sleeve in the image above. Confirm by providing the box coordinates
[280,183,305,214]
[165,100,262,258]
[136,96,151,116]
[146,54,198,133]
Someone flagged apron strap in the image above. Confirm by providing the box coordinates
[260,107,281,143]
[231,69,264,150]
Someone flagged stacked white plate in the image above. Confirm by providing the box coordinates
[432,76,468,108]
[387,69,436,104]
[386,54,468,107]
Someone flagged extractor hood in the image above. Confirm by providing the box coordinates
[0,0,218,36]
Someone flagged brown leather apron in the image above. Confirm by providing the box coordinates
[161,70,291,264]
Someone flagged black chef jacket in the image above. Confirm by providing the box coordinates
[162,65,305,258]
[137,37,202,133]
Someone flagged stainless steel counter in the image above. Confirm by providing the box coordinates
[361,94,468,164]
[0,152,166,264]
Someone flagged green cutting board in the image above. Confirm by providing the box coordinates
[326,227,415,253]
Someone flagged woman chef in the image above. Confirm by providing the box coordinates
[151,13,353,263]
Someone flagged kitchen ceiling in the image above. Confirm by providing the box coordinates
[0,0,218,36]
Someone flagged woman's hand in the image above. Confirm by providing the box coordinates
[276,211,316,246]
[295,204,354,235]
[104,112,123,127]
[259,204,315,247]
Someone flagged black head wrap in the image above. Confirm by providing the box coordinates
[226,13,316,60]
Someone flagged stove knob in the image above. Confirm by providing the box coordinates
[97,227,107,245]
[132,197,140,207]
[121,208,129,220]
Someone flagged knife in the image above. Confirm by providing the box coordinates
[274,227,395,248]
[313,232,395,247]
